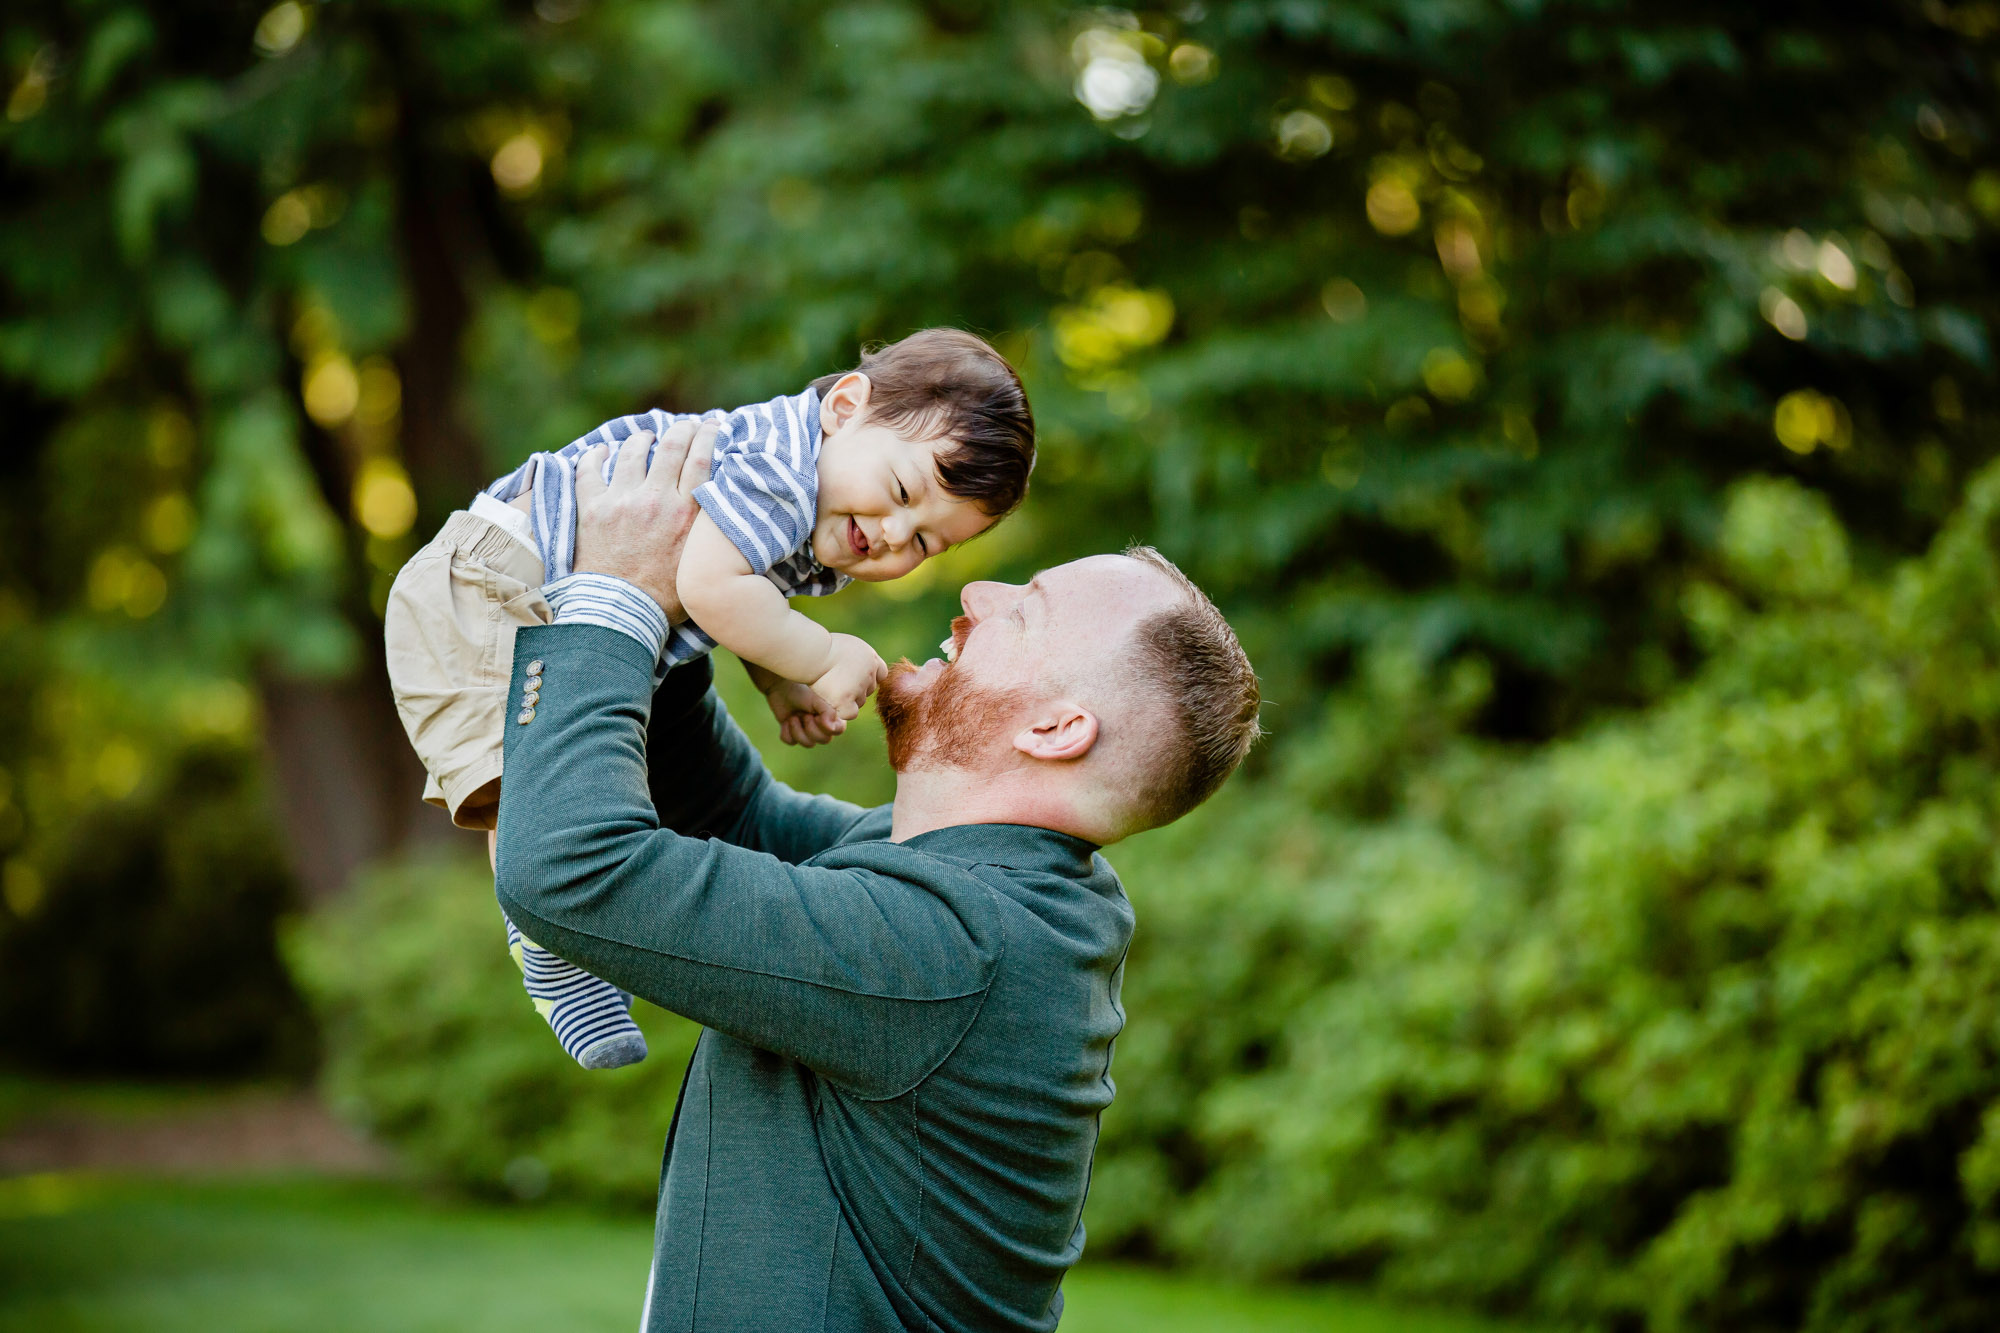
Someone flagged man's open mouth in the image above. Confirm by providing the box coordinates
[846,517,869,559]
[940,615,971,664]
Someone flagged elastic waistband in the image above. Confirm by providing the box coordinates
[440,509,546,585]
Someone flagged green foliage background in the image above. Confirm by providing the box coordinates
[291,853,697,1207]
[10,1,2000,1329]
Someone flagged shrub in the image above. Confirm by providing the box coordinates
[1091,467,2000,1331]
[289,852,698,1207]
[0,743,315,1078]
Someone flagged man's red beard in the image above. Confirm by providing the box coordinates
[876,617,1027,772]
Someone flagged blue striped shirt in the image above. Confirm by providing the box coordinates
[484,387,850,674]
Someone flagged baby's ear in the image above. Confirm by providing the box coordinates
[820,372,873,431]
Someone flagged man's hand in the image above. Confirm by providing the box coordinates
[765,681,847,748]
[572,420,716,620]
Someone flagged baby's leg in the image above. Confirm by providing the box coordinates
[492,835,649,1071]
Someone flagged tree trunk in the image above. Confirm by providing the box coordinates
[258,86,500,898]
[259,647,458,903]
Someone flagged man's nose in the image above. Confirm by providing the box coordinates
[959,579,1020,621]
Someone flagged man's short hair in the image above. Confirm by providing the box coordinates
[811,329,1035,520]
[1122,546,1262,827]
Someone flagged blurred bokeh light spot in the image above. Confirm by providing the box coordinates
[7,46,54,123]
[181,680,257,738]
[1367,179,1421,235]
[1320,278,1367,323]
[254,2,310,58]
[261,185,343,246]
[1422,348,1482,401]
[88,546,167,617]
[1773,389,1850,454]
[1971,169,2000,222]
[304,353,360,426]
[1816,240,1857,290]
[147,406,195,468]
[355,357,402,427]
[1385,395,1433,430]
[1760,287,1809,340]
[1435,218,1482,277]
[1072,24,1159,121]
[1565,178,1604,229]
[1276,110,1333,160]
[262,193,312,246]
[1779,228,1817,269]
[2,861,44,919]
[1458,275,1505,331]
[1321,436,1361,488]
[96,741,144,799]
[491,133,545,195]
[1052,285,1173,370]
[1168,43,1215,84]
[144,493,195,554]
[1309,74,1357,110]
[354,459,418,539]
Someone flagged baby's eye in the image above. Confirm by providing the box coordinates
[916,534,930,557]
[896,479,910,504]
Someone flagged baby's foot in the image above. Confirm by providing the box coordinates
[506,917,648,1070]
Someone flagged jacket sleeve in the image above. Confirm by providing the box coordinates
[497,624,998,1098]
[642,654,878,865]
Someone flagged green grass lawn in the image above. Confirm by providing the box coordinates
[0,1173,1529,1333]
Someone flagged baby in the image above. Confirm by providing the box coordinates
[384,328,1035,1068]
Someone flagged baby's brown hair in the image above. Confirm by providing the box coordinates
[812,328,1035,519]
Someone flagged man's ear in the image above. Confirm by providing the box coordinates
[1014,704,1098,763]
[820,372,872,433]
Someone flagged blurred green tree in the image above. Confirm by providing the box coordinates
[6,0,1993,881]
[10,3,2000,1321]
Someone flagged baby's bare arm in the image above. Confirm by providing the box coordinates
[680,515,836,681]
[742,659,786,693]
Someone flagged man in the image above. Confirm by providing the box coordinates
[495,421,1260,1331]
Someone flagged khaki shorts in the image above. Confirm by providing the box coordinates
[384,509,551,830]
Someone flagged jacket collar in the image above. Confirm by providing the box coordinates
[901,822,1100,877]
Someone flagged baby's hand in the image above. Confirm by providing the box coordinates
[766,681,845,748]
[810,633,887,723]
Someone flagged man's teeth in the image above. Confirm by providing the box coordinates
[940,637,956,662]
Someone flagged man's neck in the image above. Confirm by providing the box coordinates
[888,767,1094,843]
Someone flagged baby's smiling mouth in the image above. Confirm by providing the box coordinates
[845,517,870,560]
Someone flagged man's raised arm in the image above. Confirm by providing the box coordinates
[642,654,877,865]
[493,426,995,1097]
[494,619,996,1098]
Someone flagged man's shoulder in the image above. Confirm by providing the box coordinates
[832,804,896,846]
[811,821,1115,897]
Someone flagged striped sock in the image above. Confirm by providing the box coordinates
[505,915,648,1071]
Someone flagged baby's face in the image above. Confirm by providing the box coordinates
[811,414,994,582]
